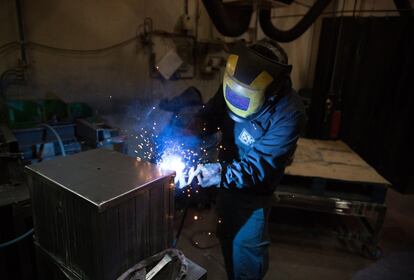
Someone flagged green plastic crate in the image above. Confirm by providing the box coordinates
[43,99,69,122]
[7,100,43,129]
[68,102,93,119]
[7,99,94,128]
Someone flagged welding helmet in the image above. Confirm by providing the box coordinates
[223,39,292,122]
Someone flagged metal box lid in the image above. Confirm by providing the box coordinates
[26,149,174,211]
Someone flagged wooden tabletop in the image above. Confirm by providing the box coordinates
[285,138,390,186]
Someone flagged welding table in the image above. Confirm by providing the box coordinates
[273,138,390,258]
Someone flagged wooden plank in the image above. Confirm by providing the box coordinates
[285,138,390,185]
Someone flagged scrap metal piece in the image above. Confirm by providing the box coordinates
[146,254,172,280]
[117,249,187,280]
[76,118,115,147]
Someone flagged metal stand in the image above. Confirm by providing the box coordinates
[273,178,387,259]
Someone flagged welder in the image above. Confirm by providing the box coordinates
[191,39,305,280]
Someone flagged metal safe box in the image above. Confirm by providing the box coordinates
[26,148,175,279]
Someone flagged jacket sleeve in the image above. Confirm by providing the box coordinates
[222,107,304,190]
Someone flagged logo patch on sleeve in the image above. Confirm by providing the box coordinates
[238,128,255,146]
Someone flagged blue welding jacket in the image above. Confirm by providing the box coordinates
[199,83,305,195]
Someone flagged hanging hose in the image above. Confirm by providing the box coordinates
[0,228,34,249]
[201,0,253,37]
[259,0,332,42]
[40,124,66,157]
[393,0,414,16]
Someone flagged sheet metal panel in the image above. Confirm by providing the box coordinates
[285,138,390,186]
[27,148,175,279]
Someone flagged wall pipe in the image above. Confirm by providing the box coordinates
[15,0,27,64]
[259,0,332,42]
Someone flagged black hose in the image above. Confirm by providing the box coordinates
[201,0,253,37]
[259,0,332,42]
[173,199,189,248]
[0,228,34,249]
[393,0,414,16]
[0,69,18,81]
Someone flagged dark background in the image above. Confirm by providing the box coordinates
[308,16,414,194]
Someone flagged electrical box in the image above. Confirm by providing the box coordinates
[26,149,175,279]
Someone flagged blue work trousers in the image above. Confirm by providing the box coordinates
[216,191,271,280]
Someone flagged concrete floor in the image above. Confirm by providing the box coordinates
[176,188,414,280]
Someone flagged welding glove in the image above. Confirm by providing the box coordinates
[189,163,222,188]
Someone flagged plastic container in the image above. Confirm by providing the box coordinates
[7,100,43,129]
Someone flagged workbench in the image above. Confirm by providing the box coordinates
[273,138,390,258]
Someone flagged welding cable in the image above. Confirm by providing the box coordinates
[0,69,18,81]
[26,31,189,56]
[0,69,20,97]
[0,41,19,50]
[4,27,192,57]
[173,196,190,248]
[0,41,20,54]
[0,228,34,249]
[173,172,201,247]
[40,124,66,157]
[26,36,139,55]
[270,8,414,19]
[0,71,18,91]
